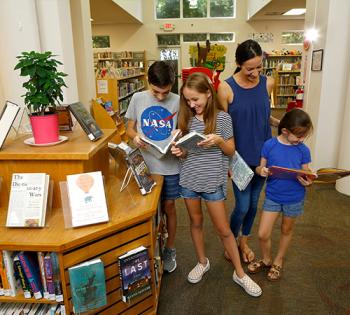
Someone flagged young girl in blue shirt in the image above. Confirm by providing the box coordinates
[172,72,262,297]
[247,109,314,281]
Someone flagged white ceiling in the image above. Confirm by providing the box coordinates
[248,0,306,21]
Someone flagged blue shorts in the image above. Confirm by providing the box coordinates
[180,185,225,202]
[263,198,304,217]
[161,174,180,201]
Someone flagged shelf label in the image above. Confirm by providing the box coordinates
[97,80,108,94]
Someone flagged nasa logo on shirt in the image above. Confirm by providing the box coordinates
[141,106,177,141]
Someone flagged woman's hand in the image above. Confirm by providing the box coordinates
[198,134,223,148]
[133,134,147,148]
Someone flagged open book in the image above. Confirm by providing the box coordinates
[229,152,254,191]
[268,166,350,183]
[174,131,206,152]
[141,130,181,159]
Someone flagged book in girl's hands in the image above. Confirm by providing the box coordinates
[229,152,254,191]
[66,171,109,227]
[118,246,152,303]
[68,102,103,141]
[68,258,107,313]
[174,131,206,152]
[6,173,50,228]
[0,101,20,149]
[268,166,350,183]
[140,129,181,159]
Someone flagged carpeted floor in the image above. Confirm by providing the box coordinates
[157,181,350,315]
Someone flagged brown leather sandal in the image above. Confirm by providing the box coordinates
[247,259,272,274]
[267,264,282,281]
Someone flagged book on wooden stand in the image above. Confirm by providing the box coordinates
[6,173,53,228]
[60,171,109,228]
[108,142,156,195]
[0,101,21,149]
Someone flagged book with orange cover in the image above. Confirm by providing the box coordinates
[268,166,350,183]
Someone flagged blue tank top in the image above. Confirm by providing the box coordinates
[226,75,272,166]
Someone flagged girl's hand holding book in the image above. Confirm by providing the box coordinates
[297,175,313,187]
[198,134,223,148]
[258,166,269,177]
[171,144,187,158]
[134,134,148,148]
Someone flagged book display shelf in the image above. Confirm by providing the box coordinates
[0,127,165,314]
[263,54,302,108]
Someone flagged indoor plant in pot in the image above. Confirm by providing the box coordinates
[14,51,67,144]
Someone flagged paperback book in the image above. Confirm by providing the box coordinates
[6,173,50,227]
[68,258,107,313]
[68,102,103,141]
[118,246,152,303]
[0,101,20,149]
[268,166,350,183]
[174,131,206,152]
[66,171,109,227]
[229,152,254,191]
[140,129,181,159]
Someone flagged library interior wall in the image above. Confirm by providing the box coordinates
[91,0,304,80]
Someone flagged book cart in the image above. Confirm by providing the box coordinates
[0,128,164,314]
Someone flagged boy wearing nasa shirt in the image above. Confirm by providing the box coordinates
[126,61,180,273]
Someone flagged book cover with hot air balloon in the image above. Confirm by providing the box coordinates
[66,171,109,227]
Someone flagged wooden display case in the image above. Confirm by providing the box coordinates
[0,130,164,314]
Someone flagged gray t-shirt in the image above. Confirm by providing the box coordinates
[180,111,233,195]
[125,90,180,175]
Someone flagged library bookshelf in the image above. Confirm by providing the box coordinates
[0,128,164,314]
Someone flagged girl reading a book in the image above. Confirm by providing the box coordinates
[171,72,262,297]
[217,40,279,264]
[247,108,313,281]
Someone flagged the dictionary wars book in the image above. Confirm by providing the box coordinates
[268,166,350,183]
[68,258,107,313]
[229,151,254,191]
[140,129,181,159]
[118,246,152,303]
[68,102,103,141]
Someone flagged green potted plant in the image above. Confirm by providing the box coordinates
[14,51,67,144]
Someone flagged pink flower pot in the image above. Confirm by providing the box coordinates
[30,113,59,144]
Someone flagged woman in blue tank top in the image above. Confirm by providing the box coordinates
[217,40,279,263]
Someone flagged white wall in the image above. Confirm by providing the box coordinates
[247,0,272,20]
[113,0,143,22]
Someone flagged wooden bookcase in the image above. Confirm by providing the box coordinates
[0,129,164,314]
[95,51,147,115]
[263,54,302,108]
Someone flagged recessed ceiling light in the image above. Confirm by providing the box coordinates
[283,8,306,16]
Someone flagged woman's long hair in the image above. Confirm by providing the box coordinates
[178,72,223,135]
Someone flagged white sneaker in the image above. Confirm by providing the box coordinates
[187,258,210,283]
[233,271,262,297]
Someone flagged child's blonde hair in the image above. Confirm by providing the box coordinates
[178,72,223,135]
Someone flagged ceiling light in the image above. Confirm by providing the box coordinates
[283,8,306,16]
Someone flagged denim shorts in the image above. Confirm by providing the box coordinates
[180,185,225,202]
[161,174,180,201]
[263,198,304,217]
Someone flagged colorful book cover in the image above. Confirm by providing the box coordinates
[13,254,32,298]
[18,251,43,299]
[50,252,63,302]
[43,253,56,300]
[268,166,317,181]
[37,252,49,299]
[118,246,152,303]
[68,258,107,313]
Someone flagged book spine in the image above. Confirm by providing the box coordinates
[50,252,63,302]
[18,252,43,299]
[37,252,49,299]
[68,106,95,140]
[44,253,56,300]
[13,255,32,298]
[2,250,17,297]
[0,251,9,296]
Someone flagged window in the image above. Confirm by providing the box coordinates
[92,36,110,48]
[156,0,180,18]
[157,34,181,46]
[210,0,234,17]
[155,0,234,18]
[210,33,234,42]
[183,33,207,42]
[281,31,304,44]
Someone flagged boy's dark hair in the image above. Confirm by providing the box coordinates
[147,61,175,87]
[278,108,313,136]
[234,39,262,73]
